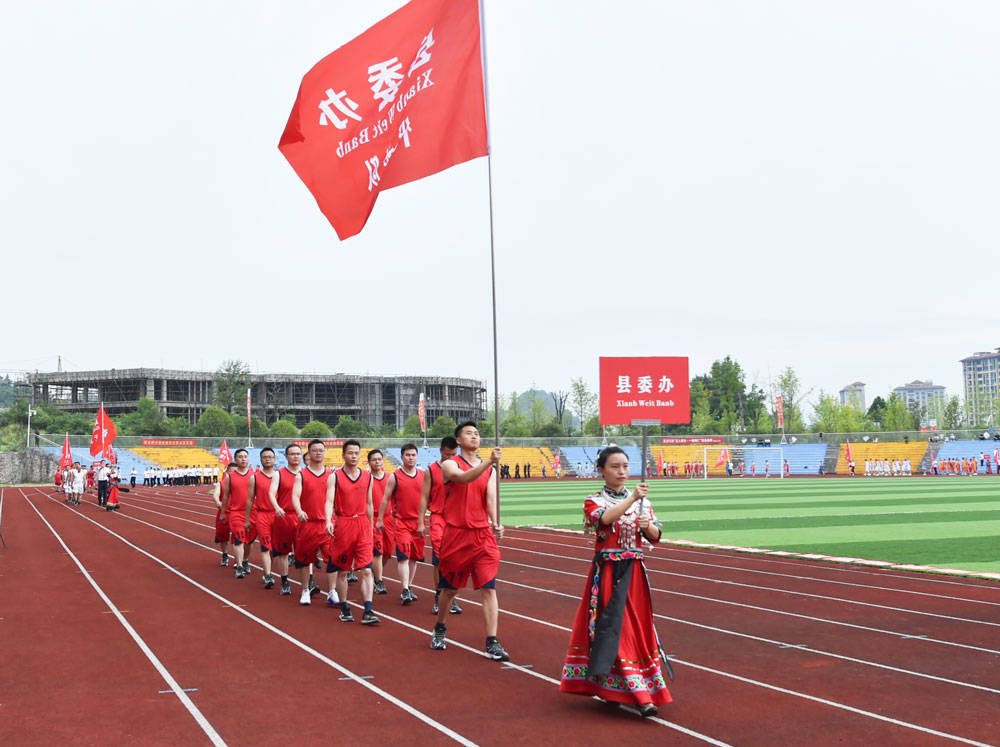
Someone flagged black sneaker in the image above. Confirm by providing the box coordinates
[263,574,275,589]
[346,571,359,583]
[408,589,419,602]
[450,600,463,614]
[401,588,413,606]
[432,601,439,614]
[220,554,229,567]
[485,639,510,661]
[639,704,658,718]
[433,590,440,614]
[235,568,246,579]
[374,580,388,595]
[308,581,321,596]
[430,623,447,650]
[339,608,355,622]
[280,580,291,595]
[361,610,379,625]
[242,560,250,575]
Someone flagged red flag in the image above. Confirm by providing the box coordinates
[89,404,118,457]
[715,446,730,468]
[656,450,664,477]
[103,443,117,464]
[219,440,233,465]
[279,0,488,239]
[775,395,785,429]
[60,434,73,469]
[418,392,427,432]
[845,440,853,464]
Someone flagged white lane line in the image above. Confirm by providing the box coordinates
[509,527,1000,591]
[503,535,1000,607]
[502,557,1000,656]
[483,576,1000,695]
[60,488,1000,746]
[43,490,730,745]
[22,492,226,747]
[40,493,476,747]
[502,545,1000,628]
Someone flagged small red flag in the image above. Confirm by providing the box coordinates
[656,450,664,477]
[60,434,73,469]
[845,440,853,464]
[103,443,117,464]
[89,404,118,457]
[219,440,233,465]
[279,0,488,239]
[418,392,427,432]
[715,446,730,468]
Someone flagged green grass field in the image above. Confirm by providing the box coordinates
[500,477,1000,574]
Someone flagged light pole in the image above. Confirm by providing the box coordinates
[26,407,36,448]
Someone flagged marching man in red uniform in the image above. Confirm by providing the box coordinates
[418,436,460,614]
[267,443,303,596]
[290,440,335,606]
[377,443,424,605]
[212,463,237,567]
[222,448,256,578]
[325,439,379,625]
[560,446,672,718]
[368,448,393,596]
[422,422,509,660]
[246,447,278,589]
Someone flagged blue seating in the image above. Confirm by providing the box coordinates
[741,443,828,475]
[935,440,998,473]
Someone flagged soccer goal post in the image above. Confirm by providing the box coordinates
[702,446,785,478]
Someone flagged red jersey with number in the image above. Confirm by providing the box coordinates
[300,466,330,520]
[334,468,371,517]
[427,461,447,514]
[392,468,424,522]
[253,469,275,512]
[372,472,390,521]
[443,455,493,529]
[226,469,252,514]
[274,467,299,512]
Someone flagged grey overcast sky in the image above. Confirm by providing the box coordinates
[3,1,998,415]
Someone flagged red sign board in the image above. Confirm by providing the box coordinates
[292,439,346,448]
[599,356,690,426]
[141,438,197,447]
[660,437,723,445]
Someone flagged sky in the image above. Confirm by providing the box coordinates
[3,0,998,418]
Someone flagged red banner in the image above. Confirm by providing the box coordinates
[89,404,118,457]
[291,439,346,449]
[279,0,488,239]
[60,434,73,469]
[776,395,785,429]
[218,440,232,465]
[141,438,197,447]
[599,357,690,426]
[660,437,723,445]
[418,392,427,432]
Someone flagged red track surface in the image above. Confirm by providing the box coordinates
[2,484,998,745]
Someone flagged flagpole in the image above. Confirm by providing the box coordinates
[479,0,502,526]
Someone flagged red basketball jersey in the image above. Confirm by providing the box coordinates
[392,468,424,522]
[300,466,331,520]
[253,469,275,512]
[334,468,372,517]
[443,455,493,529]
[427,461,447,514]
[275,467,300,512]
[226,469,253,514]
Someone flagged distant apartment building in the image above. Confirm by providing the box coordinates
[892,380,945,411]
[839,381,866,411]
[961,348,1000,425]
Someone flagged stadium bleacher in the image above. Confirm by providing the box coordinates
[834,441,929,475]
[934,440,999,474]
[42,446,155,481]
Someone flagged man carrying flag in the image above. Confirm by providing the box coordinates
[90,405,117,506]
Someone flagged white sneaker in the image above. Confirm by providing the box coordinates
[326,589,340,605]
[299,588,311,606]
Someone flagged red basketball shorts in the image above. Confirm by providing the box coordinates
[254,510,275,551]
[429,514,446,562]
[293,520,331,567]
[327,516,374,571]
[437,526,500,590]
[214,509,231,544]
[374,515,396,559]
[270,512,298,555]
[228,511,257,545]
[394,519,425,563]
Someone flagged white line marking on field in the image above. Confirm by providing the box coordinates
[22,492,226,747]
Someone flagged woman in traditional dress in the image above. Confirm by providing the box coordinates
[559,446,672,717]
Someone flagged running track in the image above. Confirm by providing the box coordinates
[2,484,998,745]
